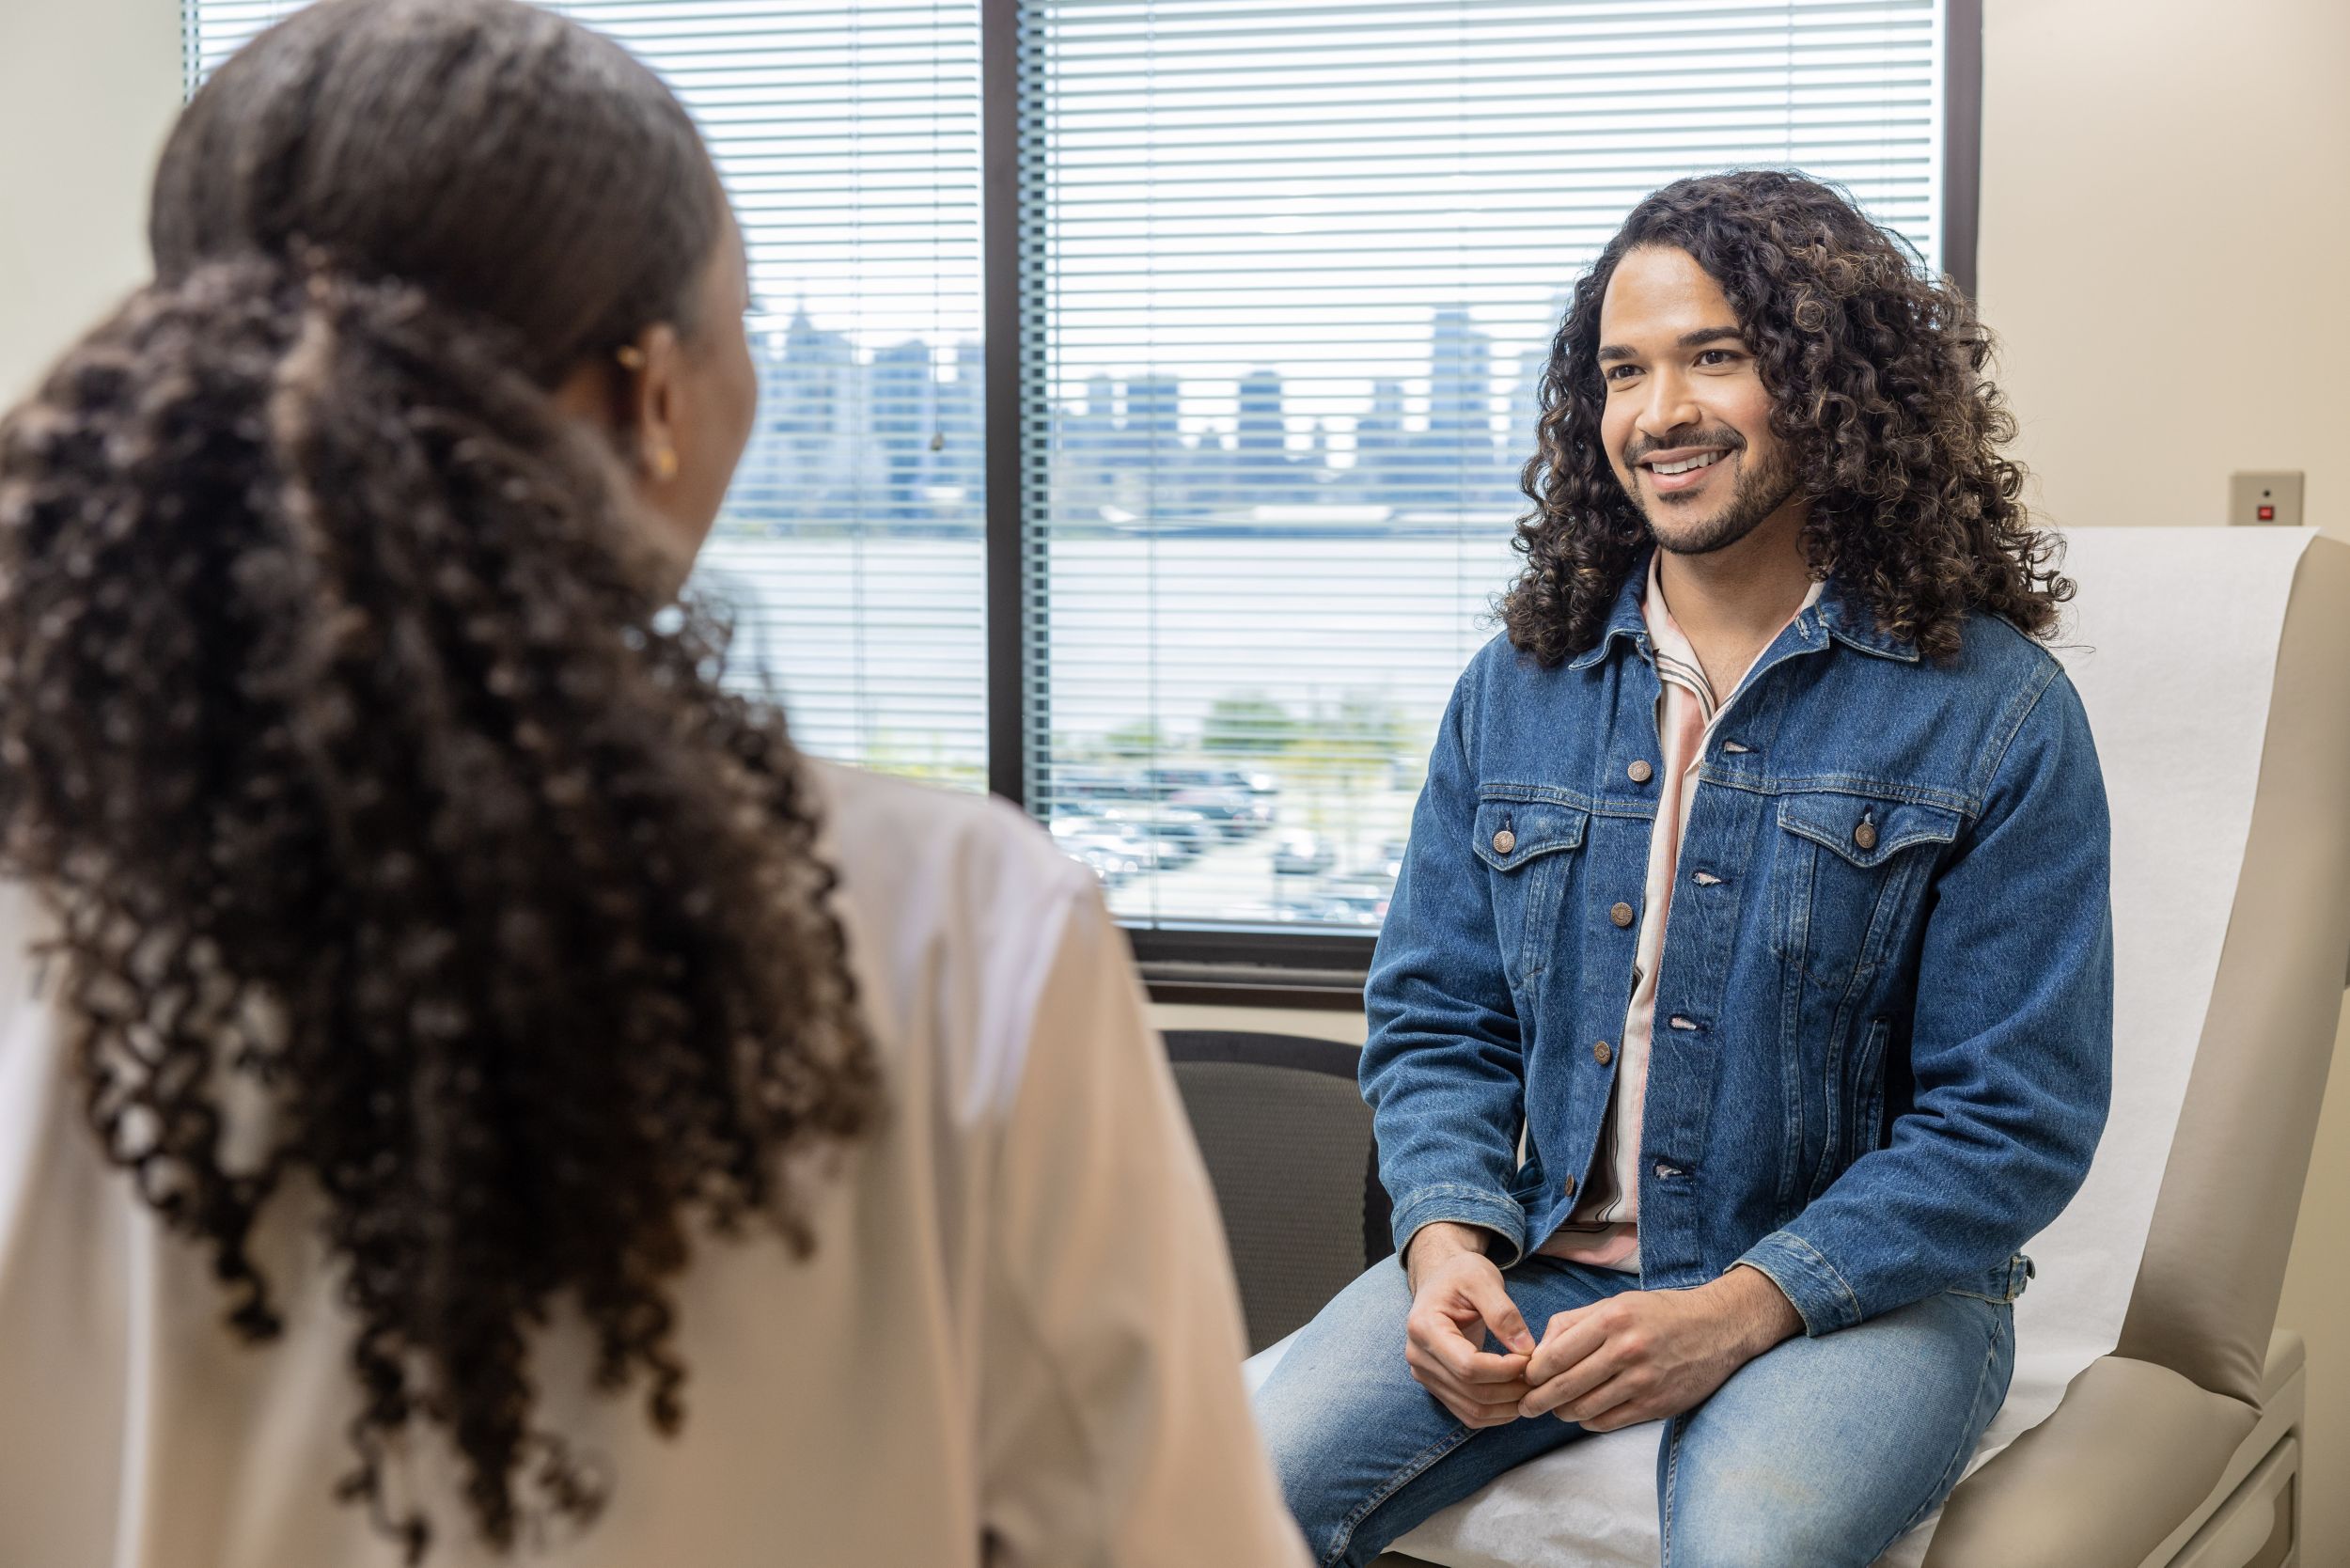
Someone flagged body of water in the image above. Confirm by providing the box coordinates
[694,526,1526,928]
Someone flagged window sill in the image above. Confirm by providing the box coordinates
[1129,927,1372,1009]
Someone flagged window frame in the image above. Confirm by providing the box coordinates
[983,0,1984,1004]
[185,0,1982,1005]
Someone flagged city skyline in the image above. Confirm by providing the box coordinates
[721,300,1564,536]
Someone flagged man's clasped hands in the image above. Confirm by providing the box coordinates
[1401,1221,1806,1433]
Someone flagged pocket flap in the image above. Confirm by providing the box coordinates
[1776,792,1961,870]
[1472,797,1589,871]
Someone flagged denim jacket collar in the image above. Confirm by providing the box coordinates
[1563,555,1654,671]
[1814,581,1920,663]
[1564,547,1919,671]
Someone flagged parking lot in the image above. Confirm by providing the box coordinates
[1043,762,1418,931]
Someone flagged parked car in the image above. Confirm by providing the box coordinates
[1272,875,1390,927]
[1050,813,1158,886]
[1166,788,1270,837]
[1150,765,1276,837]
[1318,876,1391,926]
[1053,765,1155,808]
[1095,806,1214,868]
[1271,831,1335,877]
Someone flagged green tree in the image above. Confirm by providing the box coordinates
[1202,691,1299,757]
[1308,692,1413,776]
[1100,718,1167,760]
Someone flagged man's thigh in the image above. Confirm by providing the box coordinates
[1661,1286,2014,1568]
[1253,1253,1637,1568]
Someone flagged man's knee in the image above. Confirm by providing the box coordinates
[1249,1373,1325,1509]
[1258,1375,1391,1565]
[1663,1450,1890,1568]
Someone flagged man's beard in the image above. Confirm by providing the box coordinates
[1633,436,1802,557]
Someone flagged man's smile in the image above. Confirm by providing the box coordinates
[1638,446,1734,495]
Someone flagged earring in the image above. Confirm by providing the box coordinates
[650,445,679,482]
[615,344,648,371]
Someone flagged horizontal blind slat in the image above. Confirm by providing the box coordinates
[1021,0,1945,933]
[188,0,991,792]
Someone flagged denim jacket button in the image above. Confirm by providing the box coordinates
[1492,828,1516,855]
[1854,819,1878,851]
[1561,1174,1577,1198]
[1592,1040,1614,1066]
[1627,759,1653,784]
[1609,901,1636,928]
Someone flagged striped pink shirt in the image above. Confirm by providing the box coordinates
[1539,555,1821,1272]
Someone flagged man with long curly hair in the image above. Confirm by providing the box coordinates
[1253,170,2113,1565]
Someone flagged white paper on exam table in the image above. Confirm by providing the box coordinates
[1244,527,2319,1568]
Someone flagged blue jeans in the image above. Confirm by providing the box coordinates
[1253,1255,2013,1568]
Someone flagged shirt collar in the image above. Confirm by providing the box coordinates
[1638,549,1700,675]
[1566,547,1918,669]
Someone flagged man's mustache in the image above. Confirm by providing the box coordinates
[1624,430,1748,465]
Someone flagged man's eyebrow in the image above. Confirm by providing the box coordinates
[1679,326,1747,349]
[1594,325,1747,364]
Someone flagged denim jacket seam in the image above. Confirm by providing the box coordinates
[1697,771,1982,816]
[1945,1255,2030,1304]
[1396,1182,1523,1215]
[1463,656,1483,759]
[1966,658,2061,803]
[1474,780,1596,811]
[1753,1231,1864,1330]
[1823,631,1918,664]
[1392,1185,1528,1262]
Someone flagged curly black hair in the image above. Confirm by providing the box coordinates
[0,1,878,1558]
[1503,169,2069,664]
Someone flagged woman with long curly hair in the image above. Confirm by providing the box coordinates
[0,4,1304,1565]
[1253,171,2110,1566]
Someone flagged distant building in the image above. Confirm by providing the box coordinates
[871,338,933,520]
[727,302,1528,541]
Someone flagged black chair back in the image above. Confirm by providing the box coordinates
[1163,1029,1392,1355]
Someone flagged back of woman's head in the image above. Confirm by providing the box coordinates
[0,1,878,1557]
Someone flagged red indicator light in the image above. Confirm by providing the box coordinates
[2258,505,2276,521]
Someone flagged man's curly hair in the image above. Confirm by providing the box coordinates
[1502,169,2069,664]
[0,1,878,1559]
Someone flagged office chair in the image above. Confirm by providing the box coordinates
[1163,1028,1392,1356]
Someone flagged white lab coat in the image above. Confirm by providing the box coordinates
[0,760,1309,1568]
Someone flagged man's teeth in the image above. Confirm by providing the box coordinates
[1650,451,1723,476]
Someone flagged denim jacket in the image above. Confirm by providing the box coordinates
[1362,557,2113,1334]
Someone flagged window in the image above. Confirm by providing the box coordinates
[1020,0,1950,971]
[185,0,1969,991]
[185,1,990,790]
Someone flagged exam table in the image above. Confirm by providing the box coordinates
[1189,529,2350,1568]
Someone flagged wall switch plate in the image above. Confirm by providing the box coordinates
[2228,470,2304,526]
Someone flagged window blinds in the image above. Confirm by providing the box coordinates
[184,1,990,790]
[185,0,1950,941]
[1018,0,1943,934]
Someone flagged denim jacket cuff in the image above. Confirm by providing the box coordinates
[1733,1231,1866,1336]
[1390,1184,1528,1269]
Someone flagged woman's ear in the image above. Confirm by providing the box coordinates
[616,323,686,487]
[550,323,685,489]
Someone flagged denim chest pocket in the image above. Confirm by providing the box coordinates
[1771,792,1962,992]
[1472,794,1589,995]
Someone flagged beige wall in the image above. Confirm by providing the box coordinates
[1977,0,2350,541]
[5,0,2346,1557]
[1981,1,2350,1559]
[0,0,181,402]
